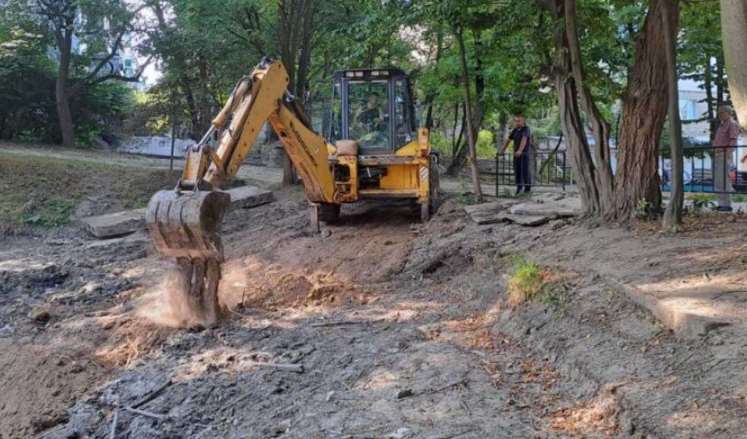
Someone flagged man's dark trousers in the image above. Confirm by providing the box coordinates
[513,153,531,193]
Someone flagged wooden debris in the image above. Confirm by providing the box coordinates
[311,319,382,328]
[123,406,168,420]
[131,380,172,409]
[250,361,305,373]
[109,408,119,439]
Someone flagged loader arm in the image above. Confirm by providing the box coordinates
[145,58,336,327]
[178,58,335,202]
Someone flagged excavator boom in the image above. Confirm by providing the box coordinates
[145,58,335,326]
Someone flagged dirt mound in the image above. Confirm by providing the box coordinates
[0,340,109,438]
[219,256,371,310]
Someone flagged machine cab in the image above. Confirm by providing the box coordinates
[328,69,417,155]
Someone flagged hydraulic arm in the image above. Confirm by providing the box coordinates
[145,58,335,325]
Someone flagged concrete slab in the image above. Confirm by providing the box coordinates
[603,277,739,339]
[464,201,553,226]
[502,214,552,226]
[225,185,274,209]
[509,196,581,217]
[80,208,147,239]
[81,186,274,239]
[464,200,521,225]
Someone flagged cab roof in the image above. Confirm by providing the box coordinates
[333,68,408,81]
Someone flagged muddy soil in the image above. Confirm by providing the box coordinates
[1,185,745,439]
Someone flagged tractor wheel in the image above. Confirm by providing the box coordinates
[420,202,430,222]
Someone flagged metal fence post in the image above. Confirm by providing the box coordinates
[495,154,500,197]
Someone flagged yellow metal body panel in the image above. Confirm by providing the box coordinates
[175,57,431,207]
[334,155,358,202]
[204,62,290,186]
[269,105,336,202]
[373,128,430,202]
[175,60,335,203]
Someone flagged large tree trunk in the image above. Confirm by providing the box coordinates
[614,0,674,220]
[455,26,483,202]
[180,80,200,140]
[56,76,75,148]
[663,0,683,228]
[545,0,608,217]
[277,0,315,185]
[705,60,717,141]
[424,28,444,130]
[720,0,747,129]
[556,71,603,215]
[447,30,486,178]
[564,0,616,217]
[55,28,75,148]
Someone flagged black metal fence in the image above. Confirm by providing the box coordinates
[659,145,747,194]
[495,150,571,196]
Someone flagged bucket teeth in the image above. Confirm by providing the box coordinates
[146,190,231,260]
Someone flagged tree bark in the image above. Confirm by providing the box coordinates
[55,48,75,148]
[720,0,747,129]
[614,0,673,220]
[662,0,683,229]
[564,0,615,218]
[277,0,316,185]
[545,0,605,216]
[705,60,717,141]
[424,28,444,130]
[52,9,75,148]
[447,29,486,178]
[455,26,483,202]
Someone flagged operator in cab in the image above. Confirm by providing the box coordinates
[357,94,386,146]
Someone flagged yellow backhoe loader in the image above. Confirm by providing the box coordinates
[145,57,439,325]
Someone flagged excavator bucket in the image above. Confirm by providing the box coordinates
[145,190,231,260]
[145,189,231,327]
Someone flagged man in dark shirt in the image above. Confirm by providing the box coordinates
[499,113,533,195]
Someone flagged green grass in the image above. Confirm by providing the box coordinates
[506,256,545,305]
[0,151,179,228]
[687,193,716,202]
[506,256,567,308]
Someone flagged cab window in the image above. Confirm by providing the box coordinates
[348,80,389,150]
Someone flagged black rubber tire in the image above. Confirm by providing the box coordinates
[420,202,430,222]
[318,203,341,223]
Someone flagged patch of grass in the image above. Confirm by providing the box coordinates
[507,256,545,305]
[22,198,77,226]
[687,193,716,202]
[0,150,179,229]
[686,193,716,215]
[506,256,567,308]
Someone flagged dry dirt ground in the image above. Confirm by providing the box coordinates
[1,149,747,438]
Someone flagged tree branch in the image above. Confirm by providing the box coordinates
[82,31,127,83]
[90,55,153,85]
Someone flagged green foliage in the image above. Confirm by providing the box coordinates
[0,0,137,145]
[0,0,728,159]
[476,130,495,158]
[431,129,494,159]
[0,23,56,141]
[688,193,716,214]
